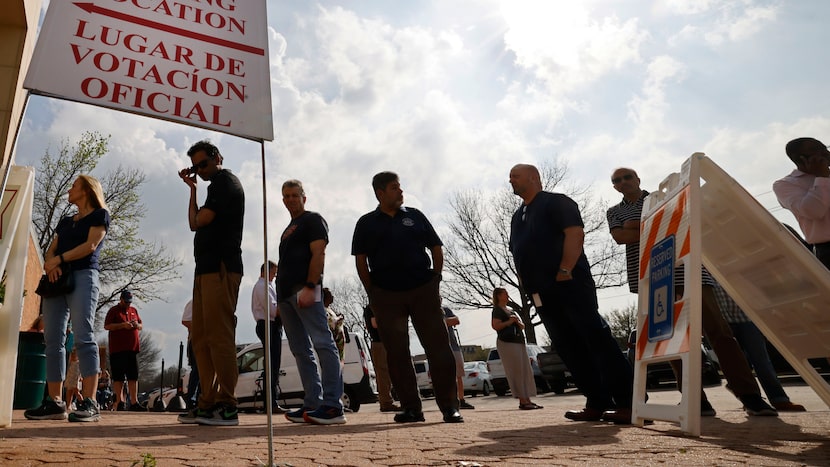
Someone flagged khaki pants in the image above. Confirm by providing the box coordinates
[192,263,241,408]
[371,341,395,408]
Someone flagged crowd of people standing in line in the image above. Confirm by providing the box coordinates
[25,136,822,427]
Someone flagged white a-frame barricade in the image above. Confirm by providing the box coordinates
[0,166,35,427]
[633,153,830,436]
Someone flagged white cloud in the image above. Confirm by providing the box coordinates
[663,0,779,46]
[500,2,648,92]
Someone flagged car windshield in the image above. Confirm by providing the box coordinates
[463,362,476,370]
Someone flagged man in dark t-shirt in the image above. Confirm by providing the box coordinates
[277,180,345,425]
[509,163,635,425]
[352,171,462,424]
[178,140,244,427]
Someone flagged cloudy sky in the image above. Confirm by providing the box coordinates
[15,0,830,366]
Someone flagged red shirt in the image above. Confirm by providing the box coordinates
[105,303,141,354]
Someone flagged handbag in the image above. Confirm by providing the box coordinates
[35,264,75,298]
[497,322,520,340]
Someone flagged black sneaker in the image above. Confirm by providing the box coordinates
[177,406,210,424]
[116,402,127,411]
[459,399,475,410]
[24,397,67,420]
[285,407,310,423]
[128,402,146,412]
[741,394,778,417]
[303,405,346,425]
[196,404,239,426]
[68,398,100,422]
[701,399,716,417]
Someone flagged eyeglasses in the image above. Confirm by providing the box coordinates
[612,173,635,184]
[521,205,527,221]
[190,159,210,172]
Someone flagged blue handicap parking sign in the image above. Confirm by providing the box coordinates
[648,235,675,342]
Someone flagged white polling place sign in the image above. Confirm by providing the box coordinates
[23,1,273,142]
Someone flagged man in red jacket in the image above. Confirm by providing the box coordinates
[104,290,143,411]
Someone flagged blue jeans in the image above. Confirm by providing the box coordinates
[729,322,789,403]
[42,269,100,382]
[279,293,343,409]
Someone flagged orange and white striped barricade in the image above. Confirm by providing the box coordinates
[633,155,704,436]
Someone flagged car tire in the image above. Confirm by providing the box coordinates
[342,388,361,413]
[481,381,490,396]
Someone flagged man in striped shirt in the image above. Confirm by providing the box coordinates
[606,167,778,417]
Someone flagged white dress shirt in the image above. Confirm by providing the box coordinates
[251,276,278,321]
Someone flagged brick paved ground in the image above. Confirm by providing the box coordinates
[1,383,827,466]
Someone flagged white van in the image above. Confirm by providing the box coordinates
[235,331,378,412]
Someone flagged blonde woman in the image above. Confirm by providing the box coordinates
[25,175,109,422]
[491,288,542,410]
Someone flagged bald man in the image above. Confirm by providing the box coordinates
[508,164,635,424]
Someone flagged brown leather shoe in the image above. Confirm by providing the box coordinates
[380,404,401,412]
[564,408,603,421]
[601,408,633,425]
[772,401,806,412]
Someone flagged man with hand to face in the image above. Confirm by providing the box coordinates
[177,140,244,427]
[773,137,830,268]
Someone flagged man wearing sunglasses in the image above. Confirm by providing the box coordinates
[177,140,245,426]
[773,137,830,268]
[607,167,781,417]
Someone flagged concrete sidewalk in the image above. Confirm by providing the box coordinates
[1,383,827,466]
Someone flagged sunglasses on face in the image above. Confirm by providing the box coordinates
[612,173,635,184]
[190,159,210,172]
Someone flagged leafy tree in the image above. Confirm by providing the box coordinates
[442,159,626,343]
[32,131,181,328]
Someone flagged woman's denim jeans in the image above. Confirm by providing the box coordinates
[42,268,100,382]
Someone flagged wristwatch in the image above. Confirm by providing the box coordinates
[305,281,316,289]
[558,268,571,276]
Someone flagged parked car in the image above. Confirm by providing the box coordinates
[462,361,491,396]
[537,350,571,394]
[487,344,550,396]
[235,331,378,412]
[413,360,432,398]
[627,330,722,388]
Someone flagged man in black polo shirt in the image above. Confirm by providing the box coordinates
[177,140,244,426]
[352,171,462,424]
[509,163,635,424]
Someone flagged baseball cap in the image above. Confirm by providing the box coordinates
[120,289,133,302]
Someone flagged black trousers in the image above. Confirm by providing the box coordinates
[255,318,283,400]
[370,276,458,413]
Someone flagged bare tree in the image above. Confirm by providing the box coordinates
[325,275,369,343]
[602,304,638,350]
[442,159,626,343]
[32,131,181,329]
